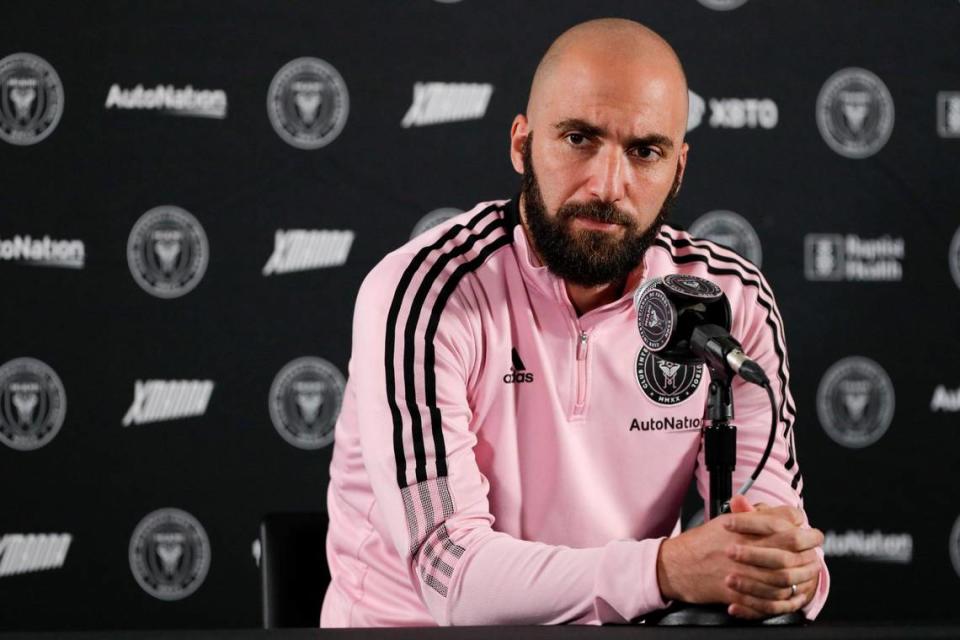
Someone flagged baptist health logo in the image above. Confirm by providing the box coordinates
[0,533,72,577]
[687,90,777,132]
[122,380,214,426]
[0,52,64,145]
[817,68,894,159]
[817,356,894,449]
[105,84,227,119]
[823,530,913,564]
[0,233,84,268]
[263,229,354,275]
[804,234,904,281]
[402,82,493,128]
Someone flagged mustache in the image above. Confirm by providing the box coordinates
[556,201,633,226]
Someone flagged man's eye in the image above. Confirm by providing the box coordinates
[632,147,662,161]
[566,133,587,146]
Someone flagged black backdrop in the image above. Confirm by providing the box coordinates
[1,0,959,630]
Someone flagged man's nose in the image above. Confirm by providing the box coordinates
[587,145,626,203]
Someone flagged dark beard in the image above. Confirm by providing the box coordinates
[520,134,678,287]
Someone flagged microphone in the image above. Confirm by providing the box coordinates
[633,274,768,386]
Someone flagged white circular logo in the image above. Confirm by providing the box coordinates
[0,357,66,451]
[816,67,894,159]
[817,356,895,448]
[269,357,346,449]
[0,53,64,146]
[950,514,960,579]
[411,207,463,239]
[949,226,960,291]
[635,347,703,406]
[129,508,210,601]
[267,57,349,149]
[697,0,748,9]
[688,210,763,267]
[127,205,209,299]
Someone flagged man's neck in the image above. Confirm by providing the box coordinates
[565,279,626,316]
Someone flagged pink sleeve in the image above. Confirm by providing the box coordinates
[350,251,669,625]
[695,269,830,619]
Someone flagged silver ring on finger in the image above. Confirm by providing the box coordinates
[790,584,798,597]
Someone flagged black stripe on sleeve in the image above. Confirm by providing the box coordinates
[401,216,507,483]
[423,235,512,478]
[384,204,502,488]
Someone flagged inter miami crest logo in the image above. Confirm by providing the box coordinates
[635,348,703,406]
[950,515,960,579]
[268,57,349,149]
[0,53,64,146]
[0,357,66,451]
[816,67,894,159]
[129,508,210,601]
[817,356,895,448]
[688,210,763,267]
[127,205,209,299]
[949,226,960,292]
[411,207,463,239]
[269,357,345,449]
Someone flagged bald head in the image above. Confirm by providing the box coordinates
[526,18,688,138]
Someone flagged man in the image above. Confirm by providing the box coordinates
[320,18,829,626]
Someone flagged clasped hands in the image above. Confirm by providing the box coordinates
[656,495,824,620]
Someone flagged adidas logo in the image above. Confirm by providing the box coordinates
[401,82,493,128]
[122,379,215,426]
[502,348,534,384]
[0,533,72,577]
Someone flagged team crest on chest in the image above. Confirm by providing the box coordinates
[635,347,703,405]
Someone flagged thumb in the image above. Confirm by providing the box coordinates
[729,495,755,514]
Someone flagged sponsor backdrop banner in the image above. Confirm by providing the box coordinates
[1,0,958,630]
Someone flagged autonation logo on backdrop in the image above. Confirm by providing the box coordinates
[0,233,84,268]
[823,530,913,564]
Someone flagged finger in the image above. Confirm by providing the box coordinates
[723,513,794,536]
[725,574,793,601]
[728,602,767,620]
[753,502,772,510]
[757,527,825,553]
[729,544,816,570]
[729,589,807,617]
[728,574,818,601]
[761,505,805,526]
[729,495,755,514]
[730,560,822,589]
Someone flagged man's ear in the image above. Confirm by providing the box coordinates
[509,114,529,175]
[673,142,689,197]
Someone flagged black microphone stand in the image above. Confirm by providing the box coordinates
[647,362,805,626]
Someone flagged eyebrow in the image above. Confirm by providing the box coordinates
[553,118,675,151]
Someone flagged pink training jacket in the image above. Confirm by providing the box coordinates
[320,198,830,627]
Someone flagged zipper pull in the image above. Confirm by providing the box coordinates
[577,331,588,360]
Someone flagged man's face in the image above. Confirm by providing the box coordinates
[511,43,689,287]
[521,133,678,287]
